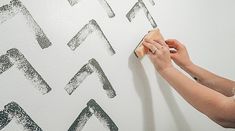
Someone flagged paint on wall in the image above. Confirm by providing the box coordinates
[67,19,115,55]
[65,58,116,98]
[0,48,52,95]
[0,54,13,74]
[67,0,115,18]
[0,102,42,131]
[126,0,157,28]
[0,110,11,130]
[68,99,118,131]
[0,0,52,49]
[88,58,116,98]
[68,106,92,131]
[65,63,93,95]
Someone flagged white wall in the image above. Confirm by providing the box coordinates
[0,0,235,131]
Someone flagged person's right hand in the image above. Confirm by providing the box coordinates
[165,39,193,68]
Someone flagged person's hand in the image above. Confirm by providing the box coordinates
[165,39,193,69]
[143,39,174,73]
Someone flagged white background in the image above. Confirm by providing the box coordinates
[0,0,235,131]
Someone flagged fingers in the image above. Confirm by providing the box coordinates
[153,39,168,47]
[165,39,180,44]
[165,39,181,49]
[143,42,158,53]
[143,39,163,50]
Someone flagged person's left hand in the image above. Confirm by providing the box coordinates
[143,39,174,73]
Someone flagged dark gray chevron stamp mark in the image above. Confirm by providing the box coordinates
[0,0,52,49]
[67,19,115,55]
[126,0,157,28]
[68,99,118,131]
[0,48,52,95]
[67,0,115,18]
[65,58,116,98]
[0,102,42,131]
[0,54,13,74]
[0,110,11,130]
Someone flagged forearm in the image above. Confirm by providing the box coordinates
[159,67,230,121]
[182,64,235,96]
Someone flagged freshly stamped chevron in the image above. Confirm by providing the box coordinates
[65,58,116,98]
[0,48,52,95]
[67,0,115,18]
[0,102,42,131]
[126,0,157,28]
[67,19,115,55]
[68,99,118,131]
[0,0,52,49]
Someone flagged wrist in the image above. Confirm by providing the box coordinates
[158,65,176,76]
[181,62,195,71]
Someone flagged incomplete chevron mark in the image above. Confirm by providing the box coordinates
[0,102,42,131]
[126,0,157,28]
[65,58,116,98]
[0,0,52,49]
[0,48,51,95]
[67,19,115,55]
[67,0,115,18]
[68,99,118,131]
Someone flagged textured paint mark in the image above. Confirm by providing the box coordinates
[89,58,116,98]
[0,0,21,24]
[0,102,42,131]
[68,106,92,131]
[126,0,157,28]
[68,99,118,131]
[65,63,93,95]
[67,19,115,55]
[0,48,51,94]
[0,54,13,74]
[5,48,52,94]
[65,58,116,98]
[67,0,115,18]
[0,111,11,130]
[0,0,52,49]
[88,99,118,131]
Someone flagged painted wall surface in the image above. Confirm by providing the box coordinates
[0,0,235,131]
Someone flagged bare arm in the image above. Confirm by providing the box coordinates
[165,39,235,97]
[161,67,235,128]
[183,63,235,97]
[143,39,235,128]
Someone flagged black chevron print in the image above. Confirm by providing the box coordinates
[65,58,116,98]
[0,48,52,95]
[126,0,157,28]
[0,102,42,131]
[0,0,52,49]
[67,0,115,18]
[67,19,115,55]
[68,99,118,131]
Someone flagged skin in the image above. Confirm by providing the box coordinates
[142,38,235,128]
